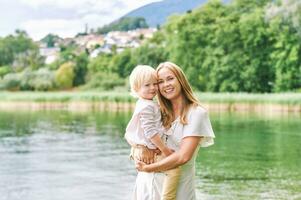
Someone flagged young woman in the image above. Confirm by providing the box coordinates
[125,65,181,200]
[136,61,215,200]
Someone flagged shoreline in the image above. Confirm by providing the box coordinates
[0,101,300,113]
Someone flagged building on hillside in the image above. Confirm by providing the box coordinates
[74,34,104,50]
[60,37,75,47]
[86,36,104,50]
[128,28,157,39]
[80,28,157,58]
[39,47,60,64]
[103,28,157,51]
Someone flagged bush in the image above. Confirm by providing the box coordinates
[55,62,75,89]
[19,69,35,90]
[32,68,56,91]
[83,72,125,90]
[0,73,21,90]
[0,66,12,78]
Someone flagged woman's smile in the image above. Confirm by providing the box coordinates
[158,68,181,100]
[163,87,174,94]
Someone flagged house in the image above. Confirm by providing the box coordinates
[74,34,104,50]
[39,47,60,64]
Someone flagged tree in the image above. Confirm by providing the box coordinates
[12,50,45,72]
[40,33,61,47]
[73,53,88,86]
[55,62,75,89]
[0,30,38,66]
[110,48,133,78]
[96,17,149,34]
[265,0,301,91]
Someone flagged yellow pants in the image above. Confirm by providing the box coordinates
[131,146,181,200]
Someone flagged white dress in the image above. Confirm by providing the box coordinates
[133,105,215,200]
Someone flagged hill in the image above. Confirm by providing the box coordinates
[124,0,209,27]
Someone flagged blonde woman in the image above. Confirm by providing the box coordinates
[125,65,181,200]
[136,62,215,200]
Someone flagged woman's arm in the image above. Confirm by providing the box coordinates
[136,136,201,172]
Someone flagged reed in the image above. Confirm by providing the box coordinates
[0,91,300,105]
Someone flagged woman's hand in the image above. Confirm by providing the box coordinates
[135,160,149,172]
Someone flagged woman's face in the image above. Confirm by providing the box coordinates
[157,67,182,101]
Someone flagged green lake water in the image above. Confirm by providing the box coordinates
[0,110,300,200]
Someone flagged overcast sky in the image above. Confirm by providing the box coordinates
[0,0,160,40]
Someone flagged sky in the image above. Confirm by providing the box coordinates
[0,0,160,41]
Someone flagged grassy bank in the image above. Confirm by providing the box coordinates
[0,91,301,105]
[0,91,300,112]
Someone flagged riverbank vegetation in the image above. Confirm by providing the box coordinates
[0,0,300,93]
[1,91,300,105]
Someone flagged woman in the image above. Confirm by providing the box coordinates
[135,61,215,200]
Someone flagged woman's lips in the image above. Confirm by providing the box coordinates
[164,88,174,93]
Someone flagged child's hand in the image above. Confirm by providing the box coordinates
[135,147,155,164]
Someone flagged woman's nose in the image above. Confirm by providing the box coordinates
[163,80,169,87]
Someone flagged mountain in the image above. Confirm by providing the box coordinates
[124,0,209,27]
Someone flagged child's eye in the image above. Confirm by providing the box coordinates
[145,84,150,87]
[158,80,163,84]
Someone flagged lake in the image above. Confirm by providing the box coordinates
[0,110,300,200]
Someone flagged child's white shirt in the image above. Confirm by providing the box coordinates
[125,98,163,149]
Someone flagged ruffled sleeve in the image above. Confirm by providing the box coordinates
[182,106,215,147]
[139,105,161,139]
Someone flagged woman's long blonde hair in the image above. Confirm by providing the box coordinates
[156,62,200,128]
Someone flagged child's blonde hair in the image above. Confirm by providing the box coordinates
[129,65,156,98]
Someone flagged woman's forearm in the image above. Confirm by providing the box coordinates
[143,136,201,172]
[145,151,185,172]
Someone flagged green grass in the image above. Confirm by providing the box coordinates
[0,91,301,105]
[195,92,301,105]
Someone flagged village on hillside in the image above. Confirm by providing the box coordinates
[38,28,157,64]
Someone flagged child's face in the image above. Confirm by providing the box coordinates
[137,77,158,100]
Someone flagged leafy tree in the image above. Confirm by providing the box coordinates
[18,68,56,91]
[12,50,45,72]
[110,48,133,78]
[96,17,148,34]
[0,30,38,66]
[59,44,77,63]
[73,53,89,86]
[40,33,61,47]
[83,72,125,90]
[144,0,300,92]
[32,68,56,91]
[55,62,75,89]
[87,53,113,74]
[131,43,168,69]
[0,66,11,78]
[0,73,20,90]
[268,18,301,91]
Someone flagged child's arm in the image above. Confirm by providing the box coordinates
[139,104,173,157]
[150,134,173,157]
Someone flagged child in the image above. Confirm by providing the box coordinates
[125,65,181,200]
